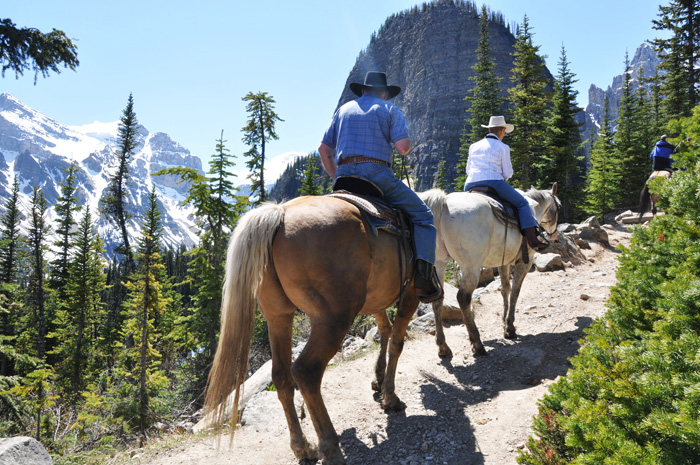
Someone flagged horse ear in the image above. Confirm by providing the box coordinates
[551,182,558,196]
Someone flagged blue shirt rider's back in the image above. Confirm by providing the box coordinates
[651,140,675,171]
[321,93,409,164]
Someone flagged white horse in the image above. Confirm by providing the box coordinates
[419,184,560,357]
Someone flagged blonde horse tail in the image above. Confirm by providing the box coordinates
[419,188,448,226]
[204,202,285,437]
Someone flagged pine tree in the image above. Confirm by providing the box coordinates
[102,93,140,272]
[25,187,50,361]
[299,154,322,196]
[454,5,504,191]
[117,189,169,440]
[507,15,551,188]
[652,0,700,118]
[0,178,24,376]
[0,18,79,82]
[435,156,451,191]
[585,96,623,218]
[540,45,585,221]
[242,91,283,204]
[0,177,24,285]
[49,162,81,298]
[153,132,247,394]
[614,53,650,206]
[51,208,105,399]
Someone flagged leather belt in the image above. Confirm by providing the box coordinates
[338,156,391,167]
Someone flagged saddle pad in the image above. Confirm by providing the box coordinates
[327,191,409,237]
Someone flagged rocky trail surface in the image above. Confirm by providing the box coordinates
[121,225,631,465]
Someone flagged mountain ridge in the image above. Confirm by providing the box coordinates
[0,92,201,257]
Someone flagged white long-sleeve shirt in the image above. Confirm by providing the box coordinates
[465,134,514,183]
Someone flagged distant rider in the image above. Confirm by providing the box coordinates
[650,135,676,172]
[318,71,443,303]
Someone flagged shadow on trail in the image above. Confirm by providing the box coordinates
[327,316,593,465]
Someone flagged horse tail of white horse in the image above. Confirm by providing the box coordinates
[419,188,448,226]
[204,202,285,437]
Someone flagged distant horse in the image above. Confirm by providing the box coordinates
[639,170,673,218]
[419,185,560,357]
[204,195,421,465]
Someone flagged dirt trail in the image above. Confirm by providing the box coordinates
[128,226,630,465]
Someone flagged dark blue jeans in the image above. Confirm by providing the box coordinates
[464,179,537,229]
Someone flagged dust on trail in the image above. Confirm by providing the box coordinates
[126,227,629,465]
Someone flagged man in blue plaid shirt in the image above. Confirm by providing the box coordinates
[319,71,442,303]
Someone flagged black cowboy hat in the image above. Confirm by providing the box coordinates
[349,71,401,99]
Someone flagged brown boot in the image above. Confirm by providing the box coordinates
[522,226,549,251]
[414,259,444,303]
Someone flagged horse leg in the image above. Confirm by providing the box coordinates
[457,269,486,356]
[259,282,320,461]
[431,260,452,358]
[498,264,515,339]
[381,294,420,410]
[503,258,531,339]
[371,310,393,392]
[292,322,352,465]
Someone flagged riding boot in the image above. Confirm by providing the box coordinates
[414,259,444,304]
[522,226,549,251]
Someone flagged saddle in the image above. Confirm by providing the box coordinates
[329,176,411,238]
[465,185,521,229]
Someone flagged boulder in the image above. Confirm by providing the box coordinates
[533,253,565,272]
[0,437,52,465]
[579,227,610,246]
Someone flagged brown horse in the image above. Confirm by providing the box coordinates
[639,170,673,218]
[203,195,421,465]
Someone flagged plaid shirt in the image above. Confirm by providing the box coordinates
[321,93,409,164]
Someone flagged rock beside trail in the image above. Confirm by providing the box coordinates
[0,437,53,465]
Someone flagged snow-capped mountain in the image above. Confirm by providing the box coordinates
[0,93,201,257]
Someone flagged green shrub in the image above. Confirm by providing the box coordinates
[518,108,700,465]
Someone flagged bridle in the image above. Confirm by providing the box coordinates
[538,196,561,234]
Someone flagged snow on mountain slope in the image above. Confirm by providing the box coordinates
[0,93,201,257]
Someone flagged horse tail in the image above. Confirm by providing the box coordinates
[639,184,651,218]
[419,188,448,226]
[203,202,285,436]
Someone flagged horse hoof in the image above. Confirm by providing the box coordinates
[382,394,407,411]
[504,329,517,339]
[472,345,487,356]
[438,346,453,358]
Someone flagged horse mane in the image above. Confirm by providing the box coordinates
[524,186,560,209]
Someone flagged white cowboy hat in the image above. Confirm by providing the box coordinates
[481,115,514,133]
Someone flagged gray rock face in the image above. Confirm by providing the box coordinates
[0,437,53,465]
[582,43,661,162]
[335,1,535,189]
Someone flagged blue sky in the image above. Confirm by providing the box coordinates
[3,0,665,181]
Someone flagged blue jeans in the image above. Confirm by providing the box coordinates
[336,163,436,264]
[464,179,537,229]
